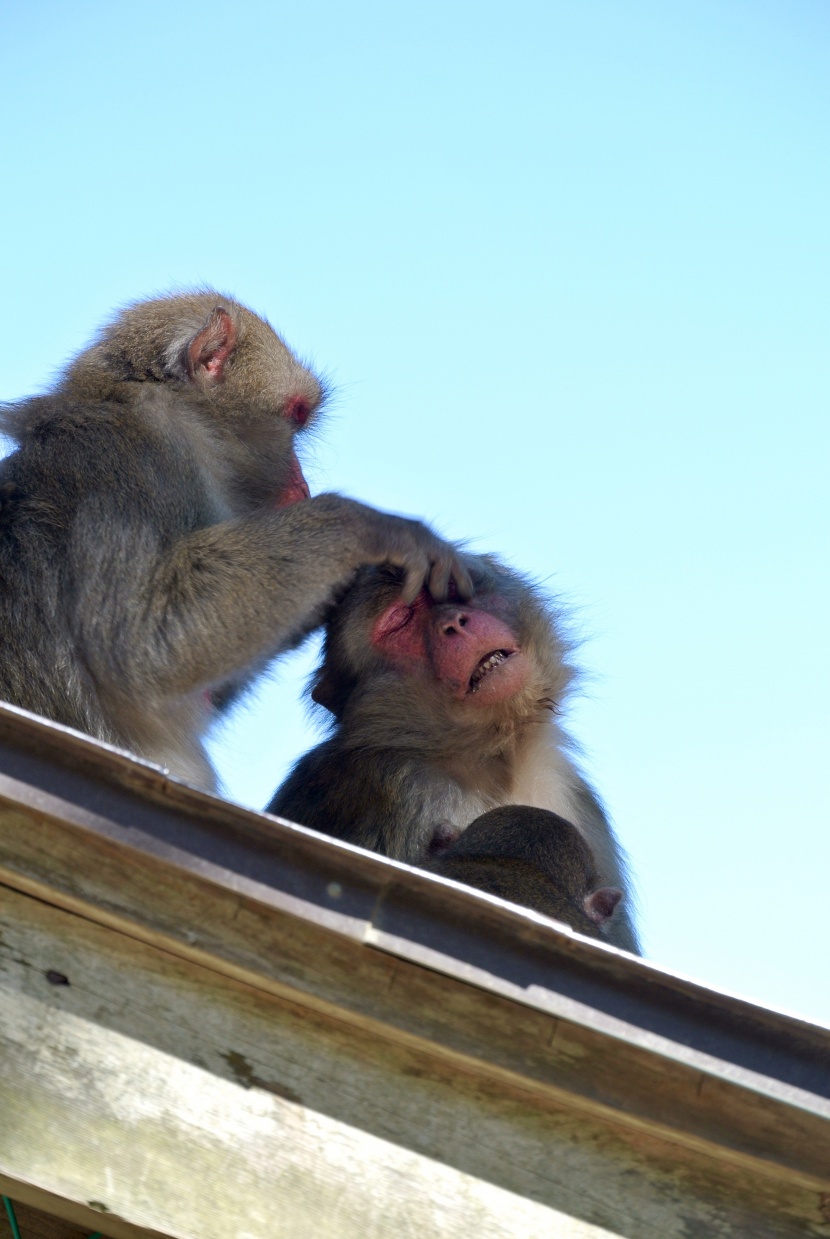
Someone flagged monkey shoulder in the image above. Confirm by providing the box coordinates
[268,744,429,857]
[6,397,212,537]
[267,741,359,836]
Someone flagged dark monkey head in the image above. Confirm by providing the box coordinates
[426,806,623,940]
[18,290,325,513]
[311,557,574,761]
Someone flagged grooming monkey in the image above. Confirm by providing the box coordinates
[425,806,623,941]
[0,291,471,791]
[269,556,638,953]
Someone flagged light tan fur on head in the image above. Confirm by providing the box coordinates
[65,289,324,416]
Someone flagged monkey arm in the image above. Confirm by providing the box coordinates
[3,290,483,795]
[68,494,468,701]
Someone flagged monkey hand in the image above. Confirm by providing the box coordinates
[357,508,474,604]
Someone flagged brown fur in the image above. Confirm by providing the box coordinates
[0,290,470,791]
[268,556,639,953]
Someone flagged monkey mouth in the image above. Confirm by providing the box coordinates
[469,649,515,692]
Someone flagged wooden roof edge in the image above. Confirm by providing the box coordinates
[0,699,828,1121]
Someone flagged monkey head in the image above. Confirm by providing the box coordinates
[61,291,324,512]
[426,806,623,941]
[311,556,575,755]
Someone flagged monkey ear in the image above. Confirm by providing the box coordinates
[311,668,344,716]
[185,307,237,383]
[583,887,622,926]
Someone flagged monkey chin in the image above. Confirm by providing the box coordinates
[455,649,530,707]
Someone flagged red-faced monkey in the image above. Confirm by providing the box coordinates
[425,805,623,942]
[268,556,639,953]
[0,291,471,791]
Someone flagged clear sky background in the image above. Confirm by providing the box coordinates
[2,1,828,1025]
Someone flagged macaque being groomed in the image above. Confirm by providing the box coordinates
[268,556,639,953]
[0,291,471,791]
[425,806,623,942]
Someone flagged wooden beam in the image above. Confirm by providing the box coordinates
[0,703,829,1236]
[2,881,828,1239]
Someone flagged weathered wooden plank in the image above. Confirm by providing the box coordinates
[0,782,828,1195]
[2,883,828,1239]
[0,703,826,1100]
[1,702,830,1237]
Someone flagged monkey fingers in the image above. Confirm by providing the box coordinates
[399,550,473,605]
[382,525,472,605]
[426,551,474,605]
[400,554,433,606]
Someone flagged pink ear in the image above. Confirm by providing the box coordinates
[584,886,622,925]
[427,822,463,856]
[186,307,237,382]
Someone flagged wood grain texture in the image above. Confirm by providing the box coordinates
[0,790,827,1193]
[0,704,829,1237]
[2,882,829,1239]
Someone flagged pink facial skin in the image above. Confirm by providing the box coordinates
[371,590,530,704]
[273,393,314,508]
[274,447,311,508]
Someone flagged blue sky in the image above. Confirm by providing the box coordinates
[2,1,828,1024]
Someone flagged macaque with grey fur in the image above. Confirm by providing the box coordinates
[269,556,639,953]
[425,805,623,942]
[0,291,471,791]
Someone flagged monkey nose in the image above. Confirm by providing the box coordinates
[440,611,470,637]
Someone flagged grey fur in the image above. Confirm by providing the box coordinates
[425,805,623,941]
[269,555,640,953]
[0,290,470,791]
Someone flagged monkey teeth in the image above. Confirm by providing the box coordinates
[469,649,511,691]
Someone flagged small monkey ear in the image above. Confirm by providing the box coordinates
[310,668,342,716]
[583,887,622,926]
[185,307,237,383]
